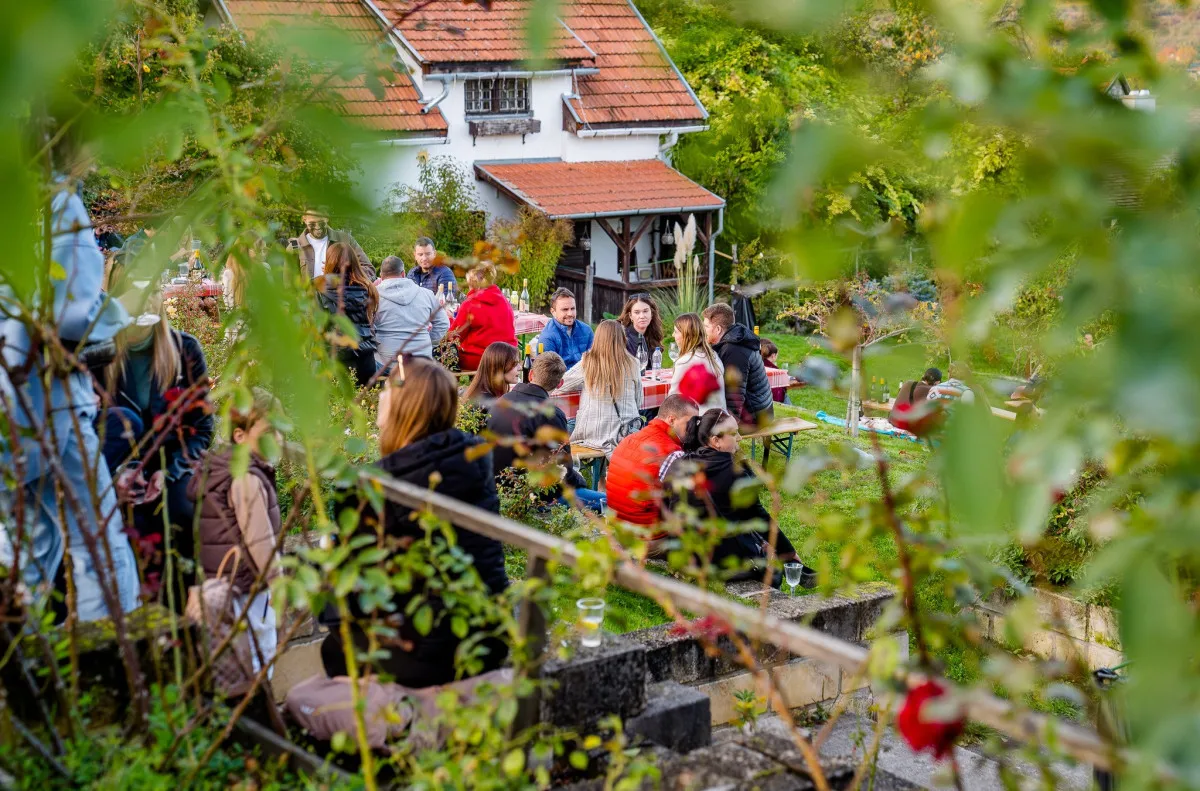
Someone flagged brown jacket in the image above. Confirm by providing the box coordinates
[188,449,282,594]
[292,228,375,280]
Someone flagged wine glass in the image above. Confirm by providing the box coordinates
[637,346,649,372]
[784,562,803,595]
[668,341,679,365]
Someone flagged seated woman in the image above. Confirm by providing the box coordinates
[759,338,789,405]
[559,319,644,456]
[321,358,509,688]
[448,262,517,372]
[889,367,942,424]
[101,288,214,597]
[315,242,379,387]
[670,408,804,576]
[617,294,663,371]
[668,313,725,411]
[464,341,521,405]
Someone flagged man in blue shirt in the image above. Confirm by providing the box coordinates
[537,287,593,368]
[407,237,458,294]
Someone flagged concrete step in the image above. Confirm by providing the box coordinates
[627,681,711,754]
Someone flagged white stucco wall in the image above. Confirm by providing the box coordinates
[584,219,658,283]
[369,65,670,224]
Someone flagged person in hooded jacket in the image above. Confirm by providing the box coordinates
[701,302,774,426]
[667,408,806,577]
[315,242,379,387]
[372,255,448,367]
[447,262,517,372]
[320,358,509,687]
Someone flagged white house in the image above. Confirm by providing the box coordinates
[207,0,725,318]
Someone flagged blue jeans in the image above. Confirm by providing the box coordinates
[559,488,606,514]
[6,407,140,622]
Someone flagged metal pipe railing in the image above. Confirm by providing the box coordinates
[360,471,1122,772]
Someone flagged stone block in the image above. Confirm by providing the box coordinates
[698,658,841,726]
[1035,588,1089,642]
[540,634,647,729]
[626,681,711,753]
[1088,642,1124,671]
[737,729,856,789]
[669,742,816,791]
[1088,604,1121,650]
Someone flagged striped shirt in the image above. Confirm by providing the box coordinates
[560,362,645,456]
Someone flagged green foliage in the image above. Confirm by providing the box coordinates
[492,207,573,310]
[387,155,485,257]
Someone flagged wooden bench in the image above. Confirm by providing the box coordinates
[744,417,818,465]
[571,444,609,490]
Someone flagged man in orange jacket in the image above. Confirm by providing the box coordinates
[606,394,699,548]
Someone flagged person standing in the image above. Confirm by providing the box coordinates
[702,303,773,426]
[486,352,606,512]
[407,236,457,293]
[558,320,644,455]
[1,182,140,621]
[668,313,726,412]
[372,255,448,366]
[293,207,375,280]
[447,263,517,371]
[537,288,593,368]
[314,243,380,387]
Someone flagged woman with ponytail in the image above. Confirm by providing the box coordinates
[671,408,809,577]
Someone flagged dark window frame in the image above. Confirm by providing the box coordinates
[464,77,531,117]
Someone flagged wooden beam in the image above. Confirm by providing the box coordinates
[621,216,632,285]
[629,216,655,251]
[595,218,623,249]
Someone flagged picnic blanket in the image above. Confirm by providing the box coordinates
[814,411,922,442]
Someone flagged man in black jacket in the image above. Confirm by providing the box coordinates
[486,352,606,511]
[702,302,774,426]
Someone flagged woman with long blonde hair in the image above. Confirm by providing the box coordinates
[558,319,644,455]
[101,287,214,599]
[668,312,726,411]
[321,357,510,687]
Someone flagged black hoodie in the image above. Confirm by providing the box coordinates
[713,324,774,423]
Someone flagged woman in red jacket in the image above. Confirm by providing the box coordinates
[448,262,518,371]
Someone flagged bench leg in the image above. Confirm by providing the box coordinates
[761,438,771,468]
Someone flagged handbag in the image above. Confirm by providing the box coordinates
[186,548,256,697]
[612,395,643,441]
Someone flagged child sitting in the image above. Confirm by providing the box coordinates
[759,338,788,404]
[187,388,283,676]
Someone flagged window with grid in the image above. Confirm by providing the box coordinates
[464,77,530,116]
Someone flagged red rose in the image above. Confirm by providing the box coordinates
[163,386,184,404]
[678,365,720,405]
[897,680,964,760]
[668,614,732,642]
[890,400,944,438]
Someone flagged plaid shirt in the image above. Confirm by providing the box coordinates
[560,362,644,455]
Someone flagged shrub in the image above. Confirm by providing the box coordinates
[491,207,573,310]
[386,156,485,258]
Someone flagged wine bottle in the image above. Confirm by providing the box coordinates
[881,378,890,402]
[537,342,544,355]
[436,283,446,306]
[870,376,878,401]
[753,325,760,336]
[522,342,534,383]
[519,278,530,313]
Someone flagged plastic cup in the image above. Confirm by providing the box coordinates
[577,597,605,648]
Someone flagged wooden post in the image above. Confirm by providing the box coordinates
[731,242,738,288]
[846,344,862,438]
[621,216,632,285]
[511,554,550,735]
[584,260,595,325]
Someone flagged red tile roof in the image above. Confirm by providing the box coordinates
[475,159,723,218]
[564,0,706,128]
[377,1,595,67]
[221,0,447,135]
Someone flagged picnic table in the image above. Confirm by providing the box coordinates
[514,312,550,337]
[163,278,222,299]
[550,367,795,420]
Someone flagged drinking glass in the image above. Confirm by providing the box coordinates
[576,597,606,648]
[637,346,649,372]
[668,342,679,365]
[784,562,804,595]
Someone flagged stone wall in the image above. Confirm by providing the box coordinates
[973,588,1123,671]
[626,581,904,726]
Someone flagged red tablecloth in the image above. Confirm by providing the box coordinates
[550,367,793,419]
[514,312,550,336]
[163,279,222,299]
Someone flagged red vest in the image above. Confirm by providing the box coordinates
[605,419,681,527]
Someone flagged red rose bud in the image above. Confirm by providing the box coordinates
[679,365,720,405]
[890,400,944,438]
[668,614,733,642]
[897,680,965,760]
